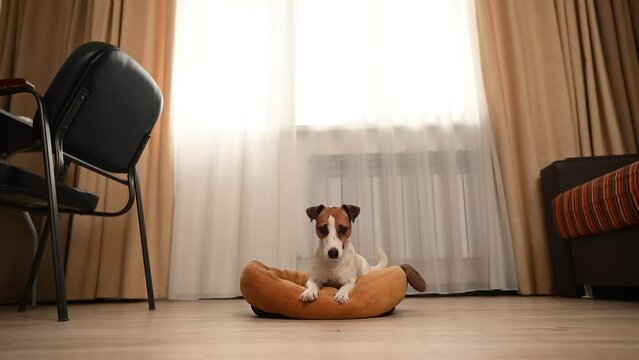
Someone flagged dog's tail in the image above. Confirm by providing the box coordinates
[370,247,388,272]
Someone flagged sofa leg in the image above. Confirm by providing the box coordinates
[582,285,594,299]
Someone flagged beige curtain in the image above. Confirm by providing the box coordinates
[475,0,639,294]
[0,0,175,302]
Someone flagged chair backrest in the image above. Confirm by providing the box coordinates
[43,42,163,174]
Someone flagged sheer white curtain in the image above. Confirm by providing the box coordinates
[169,0,517,299]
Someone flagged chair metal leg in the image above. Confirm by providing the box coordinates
[132,167,156,310]
[48,213,68,321]
[61,163,73,275]
[20,212,39,308]
[38,99,68,322]
[18,218,50,312]
[64,214,74,274]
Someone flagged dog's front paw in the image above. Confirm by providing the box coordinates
[334,292,349,304]
[300,288,319,302]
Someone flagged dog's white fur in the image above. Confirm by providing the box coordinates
[300,215,388,304]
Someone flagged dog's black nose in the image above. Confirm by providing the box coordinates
[328,248,339,259]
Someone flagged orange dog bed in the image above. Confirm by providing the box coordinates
[240,260,426,320]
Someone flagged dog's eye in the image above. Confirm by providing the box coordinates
[319,226,329,236]
[338,226,349,235]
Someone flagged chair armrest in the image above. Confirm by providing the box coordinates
[0,79,41,157]
[0,78,29,88]
[0,78,40,130]
[0,78,36,96]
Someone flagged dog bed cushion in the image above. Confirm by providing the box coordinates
[240,260,422,320]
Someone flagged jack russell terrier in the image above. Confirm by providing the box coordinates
[301,204,388,304]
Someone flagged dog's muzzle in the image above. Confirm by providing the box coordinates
[327,248,339,259]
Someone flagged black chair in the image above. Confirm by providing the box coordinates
[0,42,163,321]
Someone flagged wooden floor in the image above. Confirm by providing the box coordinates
[1,296,638,359]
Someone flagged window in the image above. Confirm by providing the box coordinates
[172,0,482,135]
[295,0,473,127]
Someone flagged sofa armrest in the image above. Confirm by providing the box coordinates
[541,155,639,198]
[540,154,639,297]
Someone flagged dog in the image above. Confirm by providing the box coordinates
[300,204,388,304]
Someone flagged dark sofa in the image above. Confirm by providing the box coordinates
[540,155,639,298]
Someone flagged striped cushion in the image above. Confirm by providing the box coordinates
[552,161,639,239]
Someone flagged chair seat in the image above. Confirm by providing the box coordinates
[0,163,99,213]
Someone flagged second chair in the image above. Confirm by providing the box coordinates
[0,41,163,321]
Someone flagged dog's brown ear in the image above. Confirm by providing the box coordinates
[341,204,360,222]
[305,205,325,222]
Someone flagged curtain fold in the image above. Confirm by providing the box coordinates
[0,0,175,302]
[475,0,639,294]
